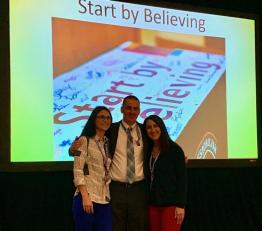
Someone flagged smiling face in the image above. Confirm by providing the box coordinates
[145,119,161,142]
[95,109,112,133]
[121,98,140,126]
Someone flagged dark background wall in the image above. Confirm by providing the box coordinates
[0,168,262,231]
[0,0,262,231]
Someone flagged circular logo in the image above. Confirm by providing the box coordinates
[195,132,217,159]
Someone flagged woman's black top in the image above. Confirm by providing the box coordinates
[148,141,187,208]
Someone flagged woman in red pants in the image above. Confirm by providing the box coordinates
[143,115,187,231]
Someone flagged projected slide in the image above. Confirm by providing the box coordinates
[53,21,226,160]
[10,0,258,161]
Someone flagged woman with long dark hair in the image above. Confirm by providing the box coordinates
[143,115,187,231]
[70,106,113,231]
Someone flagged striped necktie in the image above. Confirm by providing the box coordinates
[126,128,135,183]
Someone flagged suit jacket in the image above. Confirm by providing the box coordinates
[106,121,149,178]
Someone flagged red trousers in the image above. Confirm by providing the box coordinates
[149,206,181,231]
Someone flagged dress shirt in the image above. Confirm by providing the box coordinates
[73,135,111,204]
[110,121,144,183]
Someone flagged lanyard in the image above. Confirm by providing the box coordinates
[95,138,110,183]
[121,122,141,146]
[149,152,160,188]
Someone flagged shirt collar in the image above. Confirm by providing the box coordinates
[94,135,108,143]
[121,120,137,130]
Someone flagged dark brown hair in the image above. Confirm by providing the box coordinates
[81,106,112,137]
[143,115,171,152]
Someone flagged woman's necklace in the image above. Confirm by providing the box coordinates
[94,137,110,184]
[149,146,160,189]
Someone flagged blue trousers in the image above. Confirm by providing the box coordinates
[72,194,112,231]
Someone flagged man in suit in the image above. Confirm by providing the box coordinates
[107,95,148,231]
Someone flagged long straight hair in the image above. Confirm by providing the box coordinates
[143,115,171,152]
[80,106,112,137]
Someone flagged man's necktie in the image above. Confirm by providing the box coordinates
[126,128,135,183]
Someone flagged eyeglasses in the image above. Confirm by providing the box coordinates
[96,115,111,120]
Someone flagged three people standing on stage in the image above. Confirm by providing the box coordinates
[70,95,187,231]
